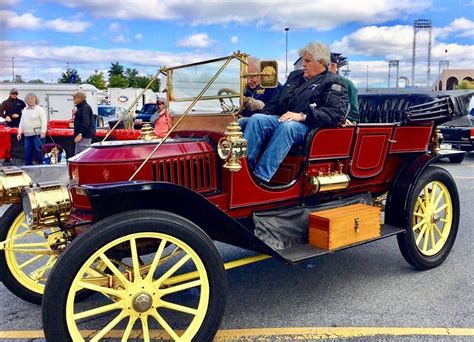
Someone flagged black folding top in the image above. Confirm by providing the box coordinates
[358,90,473,125]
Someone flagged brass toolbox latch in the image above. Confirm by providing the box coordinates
[354,217,360,232]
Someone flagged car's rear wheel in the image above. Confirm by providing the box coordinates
[43,210,227,341]
[397,166,460,270]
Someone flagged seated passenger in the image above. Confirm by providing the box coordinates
[329,53,359,123]
[244,41,349,184]
[239,57,282,131]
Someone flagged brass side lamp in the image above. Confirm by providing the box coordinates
[218,120,248,172]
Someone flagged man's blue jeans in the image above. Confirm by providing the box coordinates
[238,116,250,132]
[244,114,308,182]
[24,135,44,165]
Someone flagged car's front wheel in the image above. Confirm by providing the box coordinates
[42,210,227,341]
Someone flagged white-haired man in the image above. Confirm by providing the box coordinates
[72,91,95,155]
[244,41,349,185]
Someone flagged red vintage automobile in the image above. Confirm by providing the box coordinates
[0,53,472,341]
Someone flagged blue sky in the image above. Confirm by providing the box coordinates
[1,0,473,87]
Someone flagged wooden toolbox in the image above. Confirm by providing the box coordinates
[308,203,381,250]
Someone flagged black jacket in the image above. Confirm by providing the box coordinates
[74,100,95,138]
[0,97,26,127]
[262,69,349,128]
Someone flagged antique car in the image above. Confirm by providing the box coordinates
[0,52,472,341]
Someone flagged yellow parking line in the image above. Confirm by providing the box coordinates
[0,327,473,339]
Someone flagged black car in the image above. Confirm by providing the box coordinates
[133,103,157,128]
[439,108,474,163]
[108,103,156,129]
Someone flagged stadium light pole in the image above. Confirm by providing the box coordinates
[11,57,15,82]
[285,27,289,77]
[366,65,369,91]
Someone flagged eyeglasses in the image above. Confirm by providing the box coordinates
[11,93,18,95]
[157,102,164,105]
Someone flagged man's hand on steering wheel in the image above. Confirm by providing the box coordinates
[243,97,265,111]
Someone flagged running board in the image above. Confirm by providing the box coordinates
[276,224,405,264]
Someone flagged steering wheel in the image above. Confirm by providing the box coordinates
[217,88,239,113]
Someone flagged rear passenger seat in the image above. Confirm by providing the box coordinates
[358,93,438,123]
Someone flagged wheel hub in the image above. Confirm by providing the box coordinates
[132,292,153,313]
[431,213,440,224]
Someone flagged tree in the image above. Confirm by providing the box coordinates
[58,69,82,84]
[86,71,106,90]
[108,61,124,77]
[14,74,25,83]
[455,80,474,90]
[136,75,160,92]
[125,68,139,88]
[108,75,129,88]
[28,79,44,84]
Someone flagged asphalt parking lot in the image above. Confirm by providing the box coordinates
[0,154,473,341]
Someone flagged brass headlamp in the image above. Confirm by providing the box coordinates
[22,182,72,229]
[218,120,248,172]
[0,168,33,205]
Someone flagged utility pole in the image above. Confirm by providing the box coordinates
[11,57,15,82]
[285,27,289,78]
[66,62,69,73]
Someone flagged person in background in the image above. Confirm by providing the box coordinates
[0,88,26,164]
[72,91,95,155]
[150,98,172,138]
[328,53,359,123]
[16,93,47,165]
[239,57,282,131]
[244,41,349,185]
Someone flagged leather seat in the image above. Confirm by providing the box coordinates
[358,93,437,123]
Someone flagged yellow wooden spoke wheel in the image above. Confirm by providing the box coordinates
[411,181,452,256]
[42,210,227,342]
[397,166,459,270]
[0,204,65,304]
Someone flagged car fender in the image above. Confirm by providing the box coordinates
[385,152,450,228]
[82,181,280,258]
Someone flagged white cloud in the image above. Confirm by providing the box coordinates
[0,10,91,33]
[230,36,238,44]
[113,35,128,43]
[435,17,474,39]
[330,22,474,86]
[134,33,143,41]
[49,0,431,31]
[176,33,213,48]
[0,11,42,29]
[0,0,19,8]
[108,22,120,32]
[0,40,214,81]
[44,18,91,33]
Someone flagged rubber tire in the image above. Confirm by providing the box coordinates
[397,166,460,270]
[42,210,227,342]
[448,153,465,164]
[0,204,44,304]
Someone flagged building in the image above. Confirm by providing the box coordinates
[433,69,474,91]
